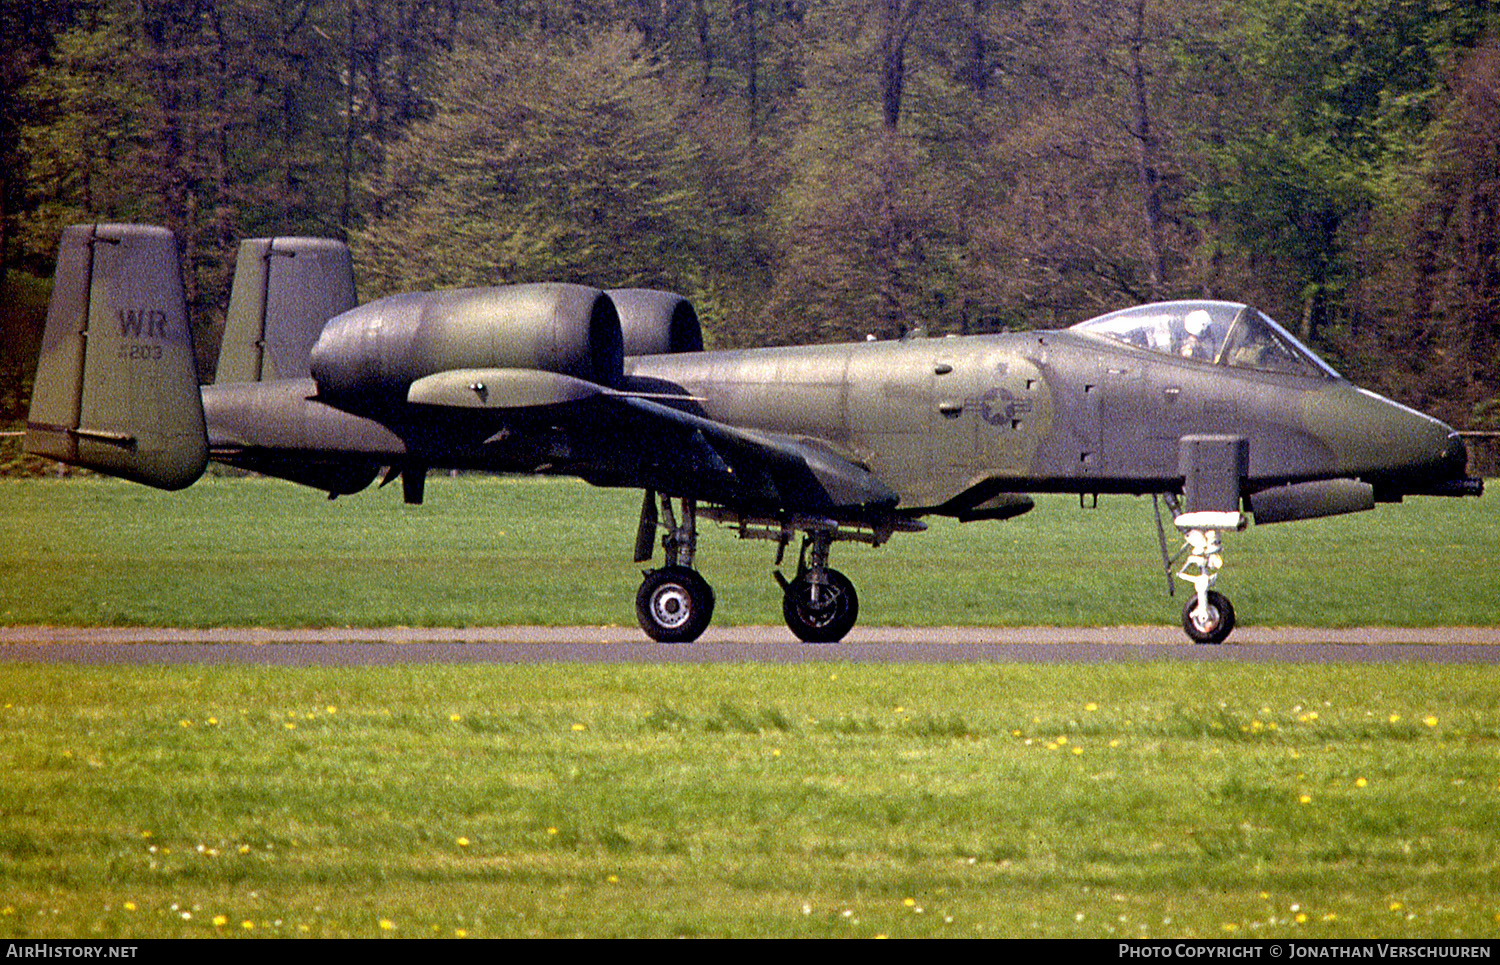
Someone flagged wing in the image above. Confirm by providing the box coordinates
[404,368,900,521]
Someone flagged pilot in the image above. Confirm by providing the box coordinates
[1179,309,1215,360]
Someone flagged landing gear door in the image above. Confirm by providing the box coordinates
[1179,435,1248,514]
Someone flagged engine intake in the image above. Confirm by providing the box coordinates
[608,289,703,356]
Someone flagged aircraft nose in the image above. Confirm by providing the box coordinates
[1439,430,1468,478]
[1307,386,1468,493]
[1380,400,1465,486]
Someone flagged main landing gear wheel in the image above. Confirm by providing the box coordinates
[1182,589,1235,645]
[782,568,859,643]
[637,566,715,643]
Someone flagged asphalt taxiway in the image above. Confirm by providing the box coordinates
[0,625,1497,665]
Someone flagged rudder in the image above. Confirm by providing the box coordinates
[25,224,208,490]
[217,236,356,383]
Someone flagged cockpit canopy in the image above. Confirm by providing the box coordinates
[1071,301,1340,380]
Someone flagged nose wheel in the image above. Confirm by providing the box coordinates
[1182,588,1235,644]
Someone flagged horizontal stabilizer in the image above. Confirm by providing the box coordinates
[25,224,207,490]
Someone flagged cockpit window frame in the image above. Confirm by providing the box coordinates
[1070,300,1341,381]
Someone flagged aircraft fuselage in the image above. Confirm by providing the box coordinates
[624,330,1466,514]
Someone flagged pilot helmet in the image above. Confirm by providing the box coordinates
[1183,309,1213,338]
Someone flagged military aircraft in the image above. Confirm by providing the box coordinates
[25,224,1483,643]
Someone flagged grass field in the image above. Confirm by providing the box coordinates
[0,475,1496,629]
[2,662,1499,939]
[0,477,1497,939]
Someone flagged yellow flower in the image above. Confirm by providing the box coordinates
[123,902,136,912]
[1085,703,1098,712]
[449,713,462,722]
[1299,794,1312,805]
[456,837,470,848]
[455,929,468,938]
[1355,777,1368,788]
[241,920,254,930]
[213,915,227,927]
[1389,714,1402,724]
[380,919,395,931]
[571,723,586,731]
[1424,716,1438,728]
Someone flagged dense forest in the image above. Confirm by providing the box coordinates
[2,0,1497,444]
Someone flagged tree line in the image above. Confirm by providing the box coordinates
[2,0,1497,434]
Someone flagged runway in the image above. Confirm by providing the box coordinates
[1,625,1498,665]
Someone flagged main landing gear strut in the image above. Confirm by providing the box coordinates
[632,490,920,644]
[633,492,715,643]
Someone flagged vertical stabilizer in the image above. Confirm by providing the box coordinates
[217,237,355,383]
[25,224,208,490]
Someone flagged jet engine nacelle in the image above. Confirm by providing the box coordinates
[309,283,626,399]
[608,289,703,357]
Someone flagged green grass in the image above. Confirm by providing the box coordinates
[1,478,1498,938]
[0,475,1496,628]
[0,662,1497,938]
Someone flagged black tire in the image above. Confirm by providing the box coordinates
[636,566,715,643]
[1182,589,1235,644]
[782,568,859,643]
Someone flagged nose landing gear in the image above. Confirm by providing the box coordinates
[1161,503,1246,645]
